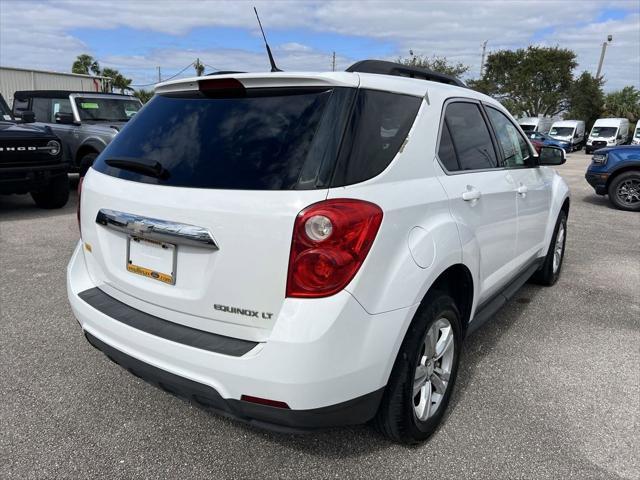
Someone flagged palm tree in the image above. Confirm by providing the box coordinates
[101,68,133,94]
[72,54,101,75]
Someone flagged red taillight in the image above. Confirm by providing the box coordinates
[286,199,383,298]
[77,176,84,235]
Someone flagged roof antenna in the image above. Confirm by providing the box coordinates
[253,7,282,72]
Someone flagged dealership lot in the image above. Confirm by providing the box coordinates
[1,153,638,479]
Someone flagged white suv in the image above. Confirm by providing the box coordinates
[67,61,570,444]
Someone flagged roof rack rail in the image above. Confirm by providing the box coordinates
[346,60,466,88]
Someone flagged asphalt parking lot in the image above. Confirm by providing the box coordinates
[1,153,638,480]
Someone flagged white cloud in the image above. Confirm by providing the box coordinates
[0,0,638,91]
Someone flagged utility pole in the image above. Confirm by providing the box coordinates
[332,51,336,72]
[157,66,161,83]
[480,40,488,78]
[194,58,204,76]
[596,35,613,79]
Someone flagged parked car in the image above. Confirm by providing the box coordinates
[67,60,570,444]
[12,91,142,175]
[630,124,639,145]
[0,93,69,208]
[526,131,552,153]
[585,118,630,154]
[585,145,640,211]
[548,120,586,152]
[518,116,553,134]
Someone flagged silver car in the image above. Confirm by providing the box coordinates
[13,91,143,175]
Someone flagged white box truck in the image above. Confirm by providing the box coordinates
[518,116,553,134]
[586,118,630,153]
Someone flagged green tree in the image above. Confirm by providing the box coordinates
[468,46,577,117]
[603,86,640,123]
[397,53,469,78]
[566,72,604,131]
[101,67,133,94]
[71,54,101,75]
[133,89,154,104]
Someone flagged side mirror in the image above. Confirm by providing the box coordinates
[538,145,566,166]
[19,110,35,123]
[617,134,622,140]
[55,112,77,125]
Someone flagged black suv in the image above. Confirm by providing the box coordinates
[0,94,69,209]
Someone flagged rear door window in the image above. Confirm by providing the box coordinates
[439,102,498,171]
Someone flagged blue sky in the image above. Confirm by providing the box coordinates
[1,0,638,91]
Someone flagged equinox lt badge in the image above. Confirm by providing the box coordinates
[214,304,273,320]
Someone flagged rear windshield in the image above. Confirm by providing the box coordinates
[93,87,421,190]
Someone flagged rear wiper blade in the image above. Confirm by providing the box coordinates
[104,157,170,180]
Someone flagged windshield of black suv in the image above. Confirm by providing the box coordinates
[93,87,421,190]
[590,126,617,138]
[549,127,574,137]
[520,124,535,132]
[74,97,142,122]
[0,94,13,120]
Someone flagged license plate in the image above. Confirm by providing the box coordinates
[126,236,176,285]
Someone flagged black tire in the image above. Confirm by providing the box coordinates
[30,173,69,209]
[375,290,462,444]
[607,171,640,212]
[531,210,567,286]
[79,152,98,177]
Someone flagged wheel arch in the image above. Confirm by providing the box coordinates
[75,139,106,166]
[605,165,640,190]
[424,264,474,336]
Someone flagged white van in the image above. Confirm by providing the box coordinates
[518,117,553,134]
[632,124,640,145]
[586,118,630,153]
[548,120,586,152]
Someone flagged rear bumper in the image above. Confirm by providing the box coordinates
[67,242,415,430]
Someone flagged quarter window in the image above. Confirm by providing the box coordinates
[438,102,498,171]
[486,107,531,168]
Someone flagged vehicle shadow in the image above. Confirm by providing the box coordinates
[579,193,616,210]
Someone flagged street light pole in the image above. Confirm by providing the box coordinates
[596,35,612,79]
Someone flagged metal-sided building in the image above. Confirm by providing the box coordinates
[0,66,110,107]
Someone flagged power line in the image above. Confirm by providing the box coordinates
[130,61,195,87]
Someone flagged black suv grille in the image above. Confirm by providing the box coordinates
[0,138,59,166]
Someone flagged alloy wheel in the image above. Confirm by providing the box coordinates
[413,318,455,421]
[616,178,640,206]
[552,222,565,274]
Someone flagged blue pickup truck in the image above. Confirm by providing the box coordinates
[585,145,640,211]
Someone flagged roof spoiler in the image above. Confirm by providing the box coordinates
[346,60,466,88]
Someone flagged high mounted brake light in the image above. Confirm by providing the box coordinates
[286,199,383,298]
[198,78,245,96]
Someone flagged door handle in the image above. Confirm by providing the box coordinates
[516,184,528,197]
[462,187,481,201]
